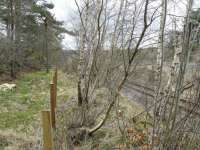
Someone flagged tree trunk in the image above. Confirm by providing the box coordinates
[9,0,16,79]
[77,28,86,106]
[78,80,83,106]
[44,18,49,73]
[15,0,21,73]
[77,0,89,106]
[152,0,167,147]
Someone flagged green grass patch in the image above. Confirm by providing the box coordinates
[0,71,77,133]
[0,71,52,132]
[0,111,35,131]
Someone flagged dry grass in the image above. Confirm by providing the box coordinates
[0,70,77,150]
[54,87,149,149]
[0,130,36,150]
[0,70,150,149]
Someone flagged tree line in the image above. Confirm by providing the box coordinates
[0,0,65,78]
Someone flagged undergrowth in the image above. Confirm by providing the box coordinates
[0,70,149,149]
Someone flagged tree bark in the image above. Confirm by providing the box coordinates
[152,0,167,147]
[9,0,16,78]
[76,0,89,106]
[44,17,49,73]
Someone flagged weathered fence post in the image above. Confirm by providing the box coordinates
[53,68,57,107]
[50,82,56,128]
[42,110,54,150]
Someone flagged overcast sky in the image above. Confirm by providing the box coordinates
[47,0,76,49]
[48,0,75,21]
[47,0,200,50]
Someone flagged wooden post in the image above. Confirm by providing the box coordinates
[53,68,57,107]
[50,83,56,128]
[41,110,54,150]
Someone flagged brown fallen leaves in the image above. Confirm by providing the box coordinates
[115,128,152,150]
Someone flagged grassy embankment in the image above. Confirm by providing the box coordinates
[0,71,150,149]
[0,71,76,149]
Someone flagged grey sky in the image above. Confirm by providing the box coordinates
[48,0,200,49]
[48,0,75,21]
[48,0,76,49]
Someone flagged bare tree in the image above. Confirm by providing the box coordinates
[59,0,200,149]
[73,0,158,136]
[150,0,200,149]
[151,0,168,147]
